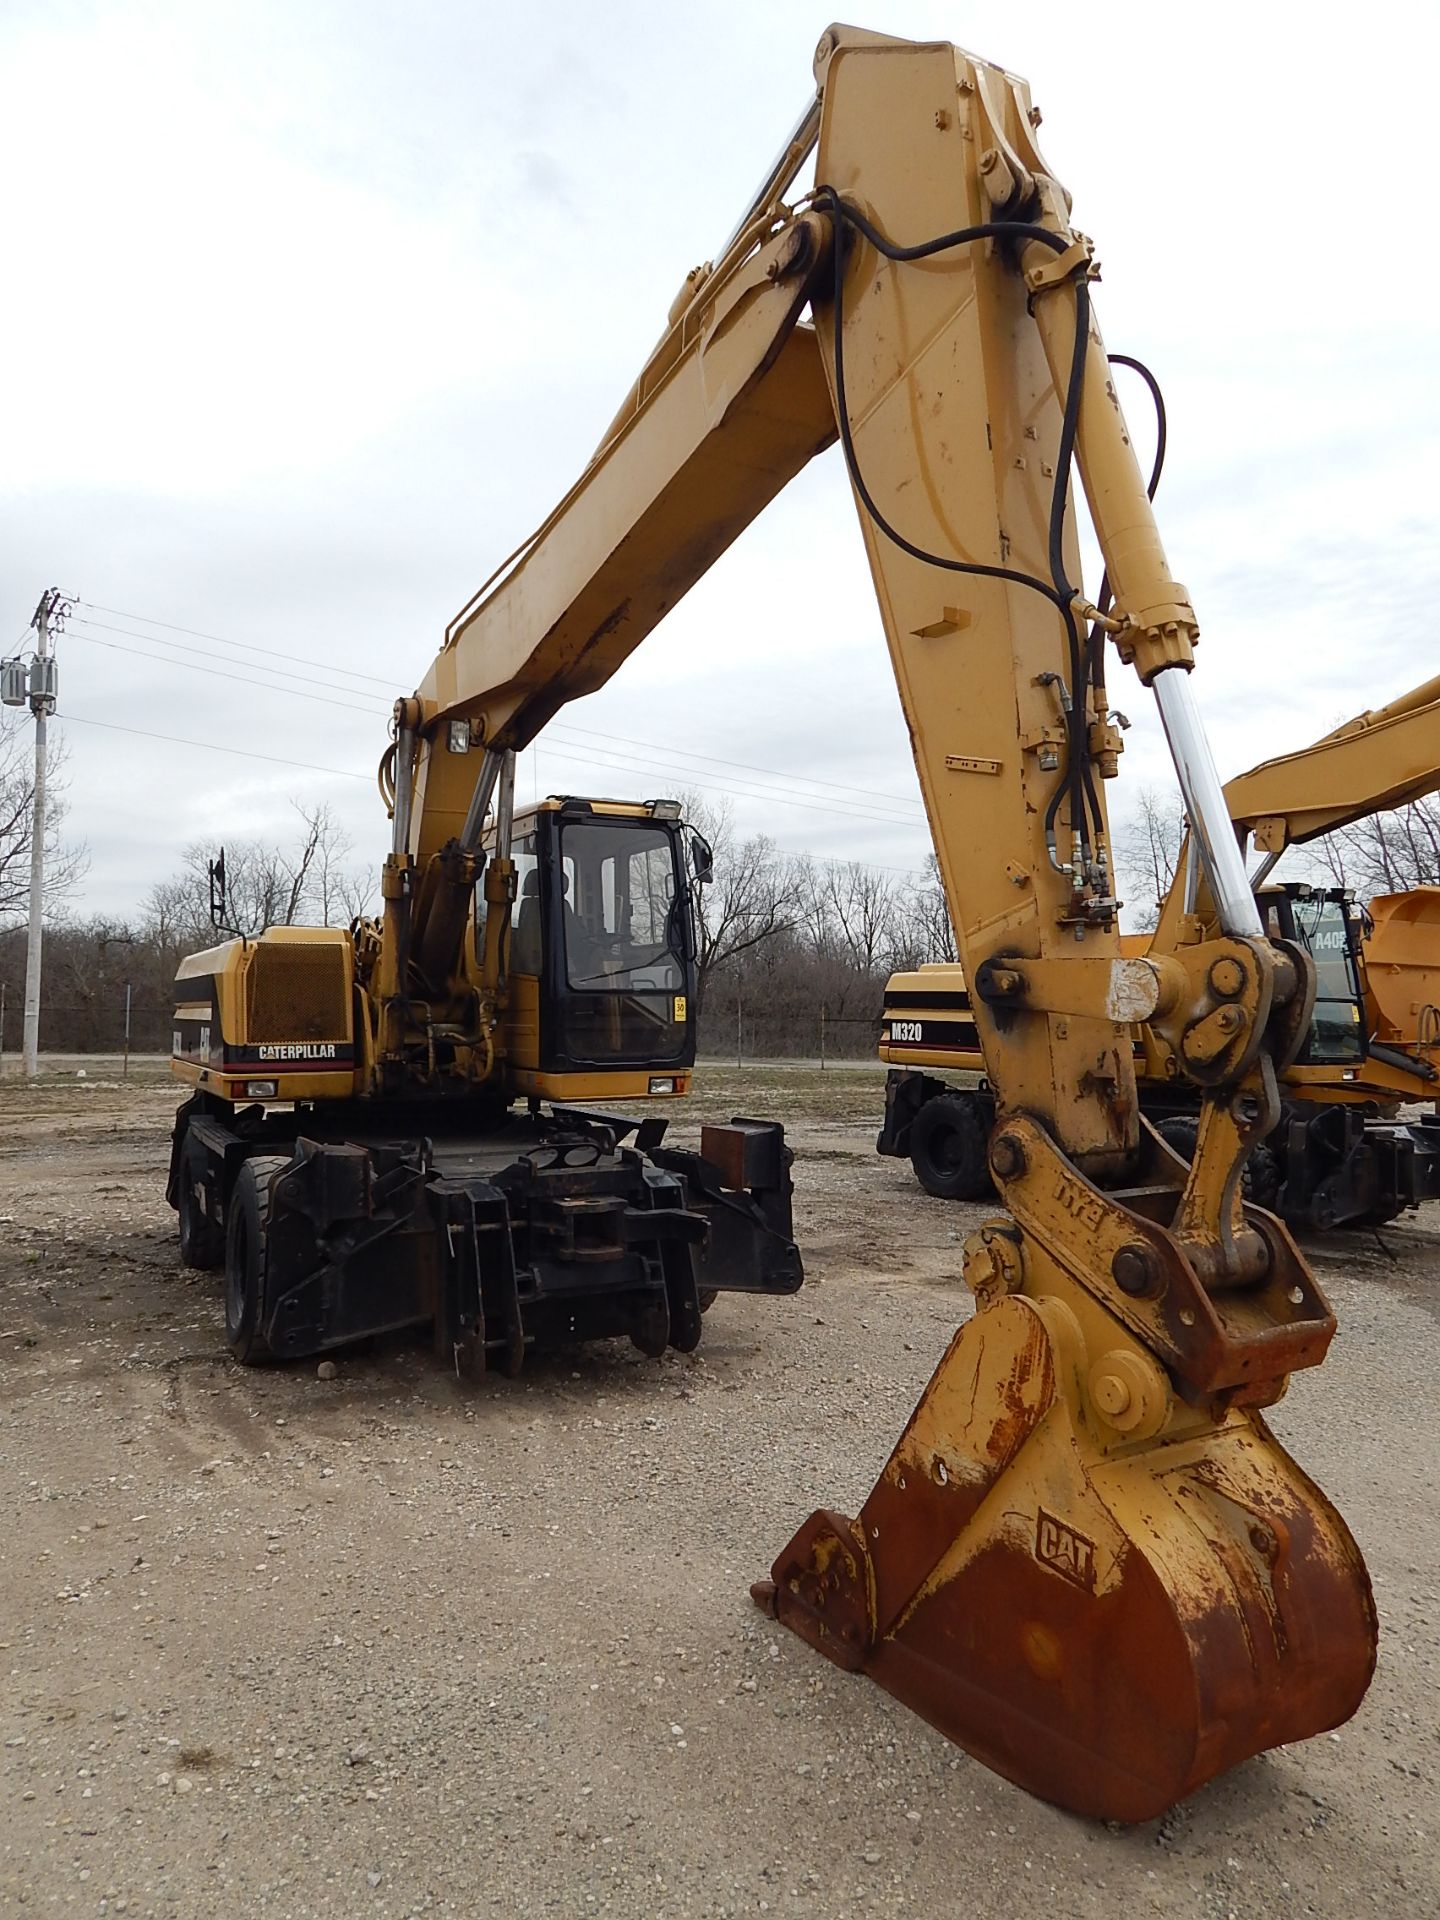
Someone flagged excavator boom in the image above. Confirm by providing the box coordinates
[410,246,836,860]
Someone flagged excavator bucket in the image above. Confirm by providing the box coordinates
[756,1223,1376,1821]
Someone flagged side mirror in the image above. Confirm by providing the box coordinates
[690,831,714,887]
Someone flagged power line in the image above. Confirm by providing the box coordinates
[72,597,925,814]
[65,628,921,826]
[64,628,382,718]
[61,712,372,781]
[76,599,398,690]
[548,721,923,809]
[529,737,923,827]
[69,616,393,710]
[58,717,929,878]
[544,731,920,822]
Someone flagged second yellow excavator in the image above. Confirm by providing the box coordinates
[881,672,1440,1227]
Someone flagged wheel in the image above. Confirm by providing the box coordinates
[177,1134,224,1271]
[1244,1143,1282,1212]
[1155,1116,1281,1209]
[224,1155,289,1365]
[908,1092,992,1201]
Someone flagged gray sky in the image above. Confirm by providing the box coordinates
[3,0,1437,923]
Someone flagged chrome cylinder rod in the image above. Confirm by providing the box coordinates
[1182,834,1201,917]
[1152,667,1263,939]
[459,747,503,852]
[391,721,417,858]
[495,749,516,853]
[712,96,820,268]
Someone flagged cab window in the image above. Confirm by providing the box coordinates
[1291,896,1363,1065]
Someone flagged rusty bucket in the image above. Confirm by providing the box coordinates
[756,1294,1376,1822]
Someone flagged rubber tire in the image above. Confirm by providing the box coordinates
[1243,1143,1282,1212]
[1155,1115,1199,1162]
[1155,1115,1281,1210]
[224,1155,289,1366]
[908,1092,992,1201]
[177,1134,224,1271]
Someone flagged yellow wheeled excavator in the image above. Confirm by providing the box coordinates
[880,672,1440,1226]
[170,788,804,1371]
[167,22,1378,1822]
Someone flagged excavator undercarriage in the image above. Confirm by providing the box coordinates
[169,1091,799,1372]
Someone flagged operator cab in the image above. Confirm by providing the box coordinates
[496,796,711,1094]
[1258,883,1365,1067]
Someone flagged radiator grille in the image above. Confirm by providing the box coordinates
[245,942,350,1043]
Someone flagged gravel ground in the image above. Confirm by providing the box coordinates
[1,1061,1436,1918]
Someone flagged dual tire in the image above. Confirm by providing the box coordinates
[176,1134,285,1364]
[908,1091,993,1202]
[176,1136,225,1271]
[223,1155,290,1365]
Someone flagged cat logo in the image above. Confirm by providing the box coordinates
[1035,1508,1097,1592]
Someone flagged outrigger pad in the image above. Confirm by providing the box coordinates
[754,1297,1376,1822]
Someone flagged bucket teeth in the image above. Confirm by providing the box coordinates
[759,1297,1376,1822]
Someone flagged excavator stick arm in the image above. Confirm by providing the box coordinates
[750,26,1376,1818]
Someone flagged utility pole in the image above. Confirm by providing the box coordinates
[3,590,68,1080]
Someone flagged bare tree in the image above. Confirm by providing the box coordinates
[822,860,901,974]
[1312,796,1440,898]
[888,854,956,968]
[0,717,89,927]
[1114,785,1187,932]
[676,792,798,1008]
[142,800,370,942]
[312,804,375,921]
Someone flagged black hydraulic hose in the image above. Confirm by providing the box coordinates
[816,192,1072,618]
[1110,352,1168,503]
[1047,273,1094,848]
[819,191,1071,268]
[815,187,1104,869]
[1047,276,1090,601]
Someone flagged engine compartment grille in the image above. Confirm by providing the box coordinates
[245,941,350,1043]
